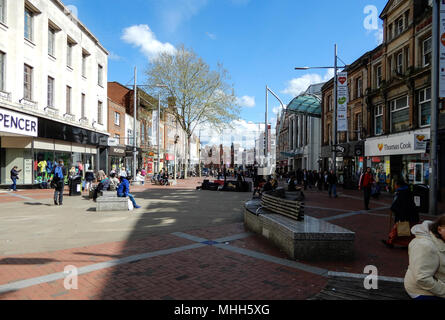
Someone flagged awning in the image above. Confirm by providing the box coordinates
[286,94,321,118]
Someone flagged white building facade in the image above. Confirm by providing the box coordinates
[0,0,109,186]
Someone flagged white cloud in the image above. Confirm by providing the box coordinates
[158,0,208,33]
[108,51,122,61]
[236,95,256,108]
[282,69,333,97]
[121,25,176,61]
[206,32,217,40]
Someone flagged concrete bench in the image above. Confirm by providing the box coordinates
[244,199,355,261]
[96,196,130,211]
[100,190,118,197]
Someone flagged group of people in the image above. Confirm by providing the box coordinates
[285,169,339,198]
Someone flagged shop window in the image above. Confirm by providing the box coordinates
[375,105,383,135]
[419,87,431,127]
[390,96,409,133]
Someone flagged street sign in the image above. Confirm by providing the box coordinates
[337,72,348,131]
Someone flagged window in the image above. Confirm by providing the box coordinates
[114,112,120,126]
[396,52,403,74]
[67,41,73,67]
[47,77,54,107]
[395,16,404,37]
[356,77,362,98]
[0,51,4,92]
[82,52,88,77]
[328,95,332,111]
[81,93,85,119]
[388,23,393,41]
[419,87,431,127]
[66,86,71,114]
[375,105,383,135]
[390,96,409,133]
[0,0,6,24]
[24,8,33,41]
[127,129,133,145]
[423,37,432,67]
[24,64,33,100]
[48,27,55,56]
[375,65,382,88]
[98,101,103,125]
[98,64,103,86]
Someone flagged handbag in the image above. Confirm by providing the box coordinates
[396,221,411,237]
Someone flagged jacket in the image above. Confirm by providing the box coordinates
[359,172,374,188]
[404,221,445,298]
[327,173,337,185]
[390,186,419,223]
[10,168,19,179]
[117,178,130,197]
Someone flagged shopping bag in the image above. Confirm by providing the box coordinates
[397,221,411,237]
[128,199,134,211]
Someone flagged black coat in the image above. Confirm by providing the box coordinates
[390,186,419,223]
[327,173,337,185]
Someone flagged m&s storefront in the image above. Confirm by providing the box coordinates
[364,129,430,191]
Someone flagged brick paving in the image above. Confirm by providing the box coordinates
[0,177,442,300]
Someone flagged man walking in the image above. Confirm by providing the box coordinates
[359,167,374,210]
[327,170,338,198]
[10,166,22,192]
[51,160,66,206]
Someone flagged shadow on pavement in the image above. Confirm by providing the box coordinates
[0,258,58,265]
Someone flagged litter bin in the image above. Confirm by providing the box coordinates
[69,175,82,196]
[412,184,429,213]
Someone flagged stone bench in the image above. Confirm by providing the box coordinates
[96,196,130,211]
[100,190,118,197]
[244,199,355,261]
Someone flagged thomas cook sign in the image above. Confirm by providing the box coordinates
[365,131,430,156]
[0,108,38,137]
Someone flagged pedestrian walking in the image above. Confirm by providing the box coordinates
[84,169,95,192]
[288,176,297,191]
[10,166,22,192]
[382,178,419,248]
[51,160,67,206]
[404,215,445,300]
[323,171,329,191]
[317,171,323,191]
[327,170,338,198]
[359,167,374,210]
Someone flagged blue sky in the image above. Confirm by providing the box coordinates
[65,0,388,131]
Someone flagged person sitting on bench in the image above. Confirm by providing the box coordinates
[117,176,141,209]
[93,174,111,201]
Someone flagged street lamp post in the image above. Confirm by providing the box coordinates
[295,44,347,175]
[265,86,285,175]
[154,84,168,174]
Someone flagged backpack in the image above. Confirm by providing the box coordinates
[54,166,64,180]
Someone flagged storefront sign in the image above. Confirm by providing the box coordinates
[414,134,427,150]
[337,72,348,132]
[0,108,38,137]
[107,138,119,146]
[109,147,126,157]
[365,131,430,156]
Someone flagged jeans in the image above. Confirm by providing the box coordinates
[118,193,137,207]
[54,181,64,204]
[11,178,17,191]
[328,184,337,197]
[363,186,372,209]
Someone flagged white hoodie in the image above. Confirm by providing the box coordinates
[404,221,445,298]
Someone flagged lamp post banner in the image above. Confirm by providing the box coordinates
[440,0,445,97]
[337,72,348,131]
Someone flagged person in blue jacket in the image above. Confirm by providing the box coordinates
[117,176,141,209]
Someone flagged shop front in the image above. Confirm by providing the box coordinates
[0,110,107,187]
[365,129,430,192]
[108,146,126,175]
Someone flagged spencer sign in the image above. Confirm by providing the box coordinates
[0,108,38,137]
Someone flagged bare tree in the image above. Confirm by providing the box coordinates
[145,45,240,178]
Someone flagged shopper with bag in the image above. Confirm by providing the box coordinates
[51,160,67,206]
[404,215,445,300]
[382,178,419,248]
